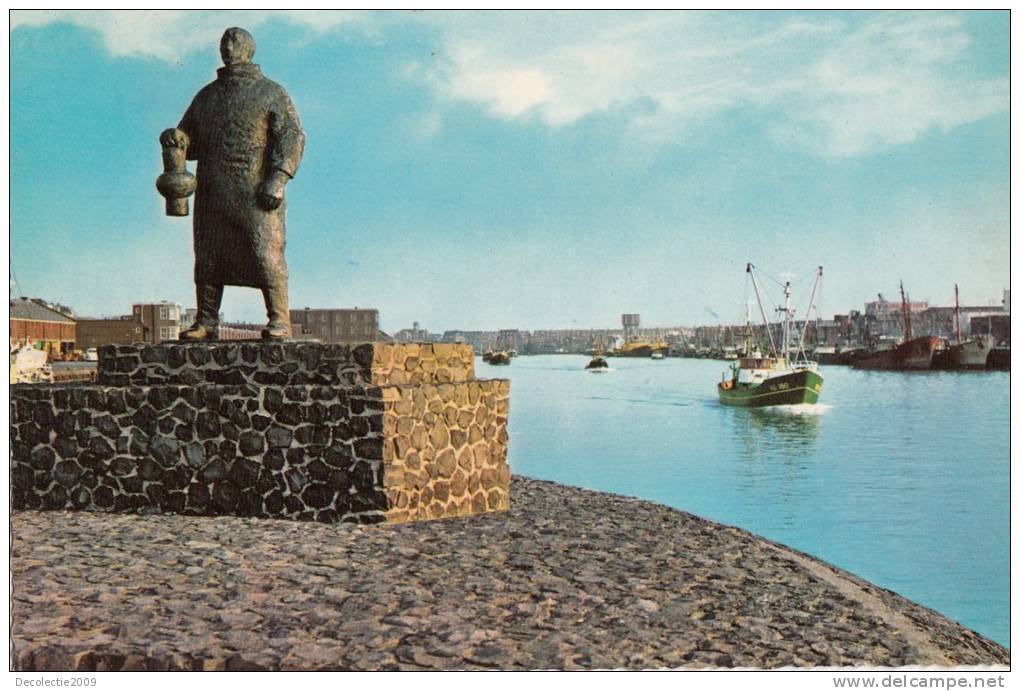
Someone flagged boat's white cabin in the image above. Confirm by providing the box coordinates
[731,356,817,384]
[735,356,782,384]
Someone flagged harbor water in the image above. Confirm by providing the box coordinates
[477,355,1010,648]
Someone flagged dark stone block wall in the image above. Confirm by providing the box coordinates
[11,342,509,524]
[98,342,475,387]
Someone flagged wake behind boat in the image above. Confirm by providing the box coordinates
[718,264,824,408]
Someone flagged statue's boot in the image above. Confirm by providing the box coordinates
[261,282,291,341]
[179,284,223,341]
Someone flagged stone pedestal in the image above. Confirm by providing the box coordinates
[11,342,509,524]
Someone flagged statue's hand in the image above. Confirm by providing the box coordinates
[258,170,288,211]
[160,128,189,149]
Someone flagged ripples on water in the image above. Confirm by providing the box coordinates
[478,355,1010,648]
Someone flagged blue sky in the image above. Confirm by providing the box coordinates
[10,10,1010,332]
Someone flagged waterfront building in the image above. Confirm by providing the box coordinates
[496,329,526,352]
[862,295,928,341]
[132,302,182,343]
[441,330,491,354]
[180,307,199,331]
[394,321,435,342]
[76,316,147,350]
[10,297,76,355]
[290,307,379,343]
[76,301,182,349]
[969,315,1010,344]
[914,305,1006,341]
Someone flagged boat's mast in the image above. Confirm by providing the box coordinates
[747,263,779,357]
[900,280,912,341]
[954,284,961,343]
[782,276,792,361]
[797,267,823,357]
[744,299,755,354]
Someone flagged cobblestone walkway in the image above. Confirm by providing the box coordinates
[11,477,1008,670]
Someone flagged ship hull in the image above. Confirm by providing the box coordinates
[611,343,667,358]
[949,339,994,369]
[812,349,840,365]
[718,369,823,407]
[987,348,1010,371]
[833,348,866,366]
[851,337,939,371]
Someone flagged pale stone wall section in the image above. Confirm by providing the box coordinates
[380,379,510,523]
[369,343,475,386]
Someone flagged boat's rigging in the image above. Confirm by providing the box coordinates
[746,263,780,357]
[720,263,825,407]
[899,280,912,341]
[745,263,823,362]
[955,284,961,344]
[795,267,823,359]
[753,265,806,291]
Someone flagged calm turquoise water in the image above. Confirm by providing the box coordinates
[477,355,1010,648]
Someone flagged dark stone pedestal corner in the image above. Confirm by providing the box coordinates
[12,342,510,524]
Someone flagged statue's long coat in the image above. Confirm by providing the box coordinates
[178,63,305,289]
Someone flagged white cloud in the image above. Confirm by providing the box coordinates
[12,10,1007,157]
[10,10,362,63]
[419,11,1007,157]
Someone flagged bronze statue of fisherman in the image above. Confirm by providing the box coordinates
[157,27,305,341]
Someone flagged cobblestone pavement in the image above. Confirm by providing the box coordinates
[11,477,1008,670]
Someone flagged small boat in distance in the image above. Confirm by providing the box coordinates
[718,265,824,407]
[586,354,610,371]
[482,351,511,365]
[650,351,665,360]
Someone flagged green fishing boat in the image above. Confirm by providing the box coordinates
[718,264,825,408]
[718,359,823,406]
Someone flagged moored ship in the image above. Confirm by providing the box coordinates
[945,285,995,369]
[718,264,824,407]
[986,345,1010,371]
[852,281,938,371]
[610,340,669,358]
[949,338,994,369]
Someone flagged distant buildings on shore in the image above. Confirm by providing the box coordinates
[10,298,391,353]
[75,302,182,350]
[290,307,379,343]
[10,286,1010,356]
[10,297,76,355]
[392,289,1011,355]
[393,321,691,355]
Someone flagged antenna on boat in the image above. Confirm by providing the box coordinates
[778,274,794,362]
[746,263,779,357]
